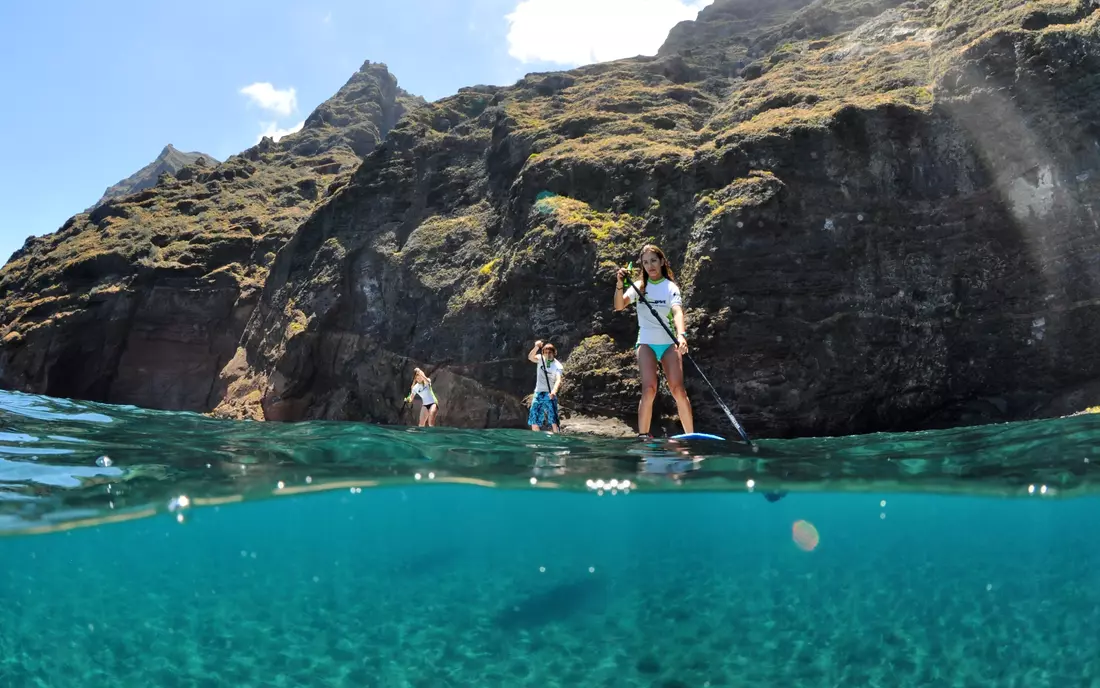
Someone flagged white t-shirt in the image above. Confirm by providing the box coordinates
[534,357,565,394]
[412,381,437,405]
[623,278,682,345]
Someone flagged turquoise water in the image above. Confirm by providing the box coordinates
[2,391,1100,686]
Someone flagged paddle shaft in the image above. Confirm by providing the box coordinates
[622,276,753,445]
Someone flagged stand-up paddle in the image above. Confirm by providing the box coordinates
[622,262,752,446]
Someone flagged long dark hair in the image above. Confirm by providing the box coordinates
[637,244,675,299]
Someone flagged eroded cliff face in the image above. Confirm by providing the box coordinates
[5,0,1100,438]
[207,0,1100,435]
[0,62,422,412]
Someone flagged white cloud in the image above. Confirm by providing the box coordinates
[506,0,710,66]
[257,120,305,143]
[239,82,298,116]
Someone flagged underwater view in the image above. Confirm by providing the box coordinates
[1,390,1099,687]
[6,0,1100,684]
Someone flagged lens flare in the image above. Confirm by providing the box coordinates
[792,519,820,552]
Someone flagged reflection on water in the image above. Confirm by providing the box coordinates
[0,390,1098,534]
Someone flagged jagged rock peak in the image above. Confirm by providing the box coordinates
[286,59,425,157]
[89,144,220,210]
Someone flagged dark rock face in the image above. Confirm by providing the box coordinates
[89,144,219,211]
[5,0,1100,438]
[291,60,421,158]
[0,62,423,414]
[214,0,1100,436]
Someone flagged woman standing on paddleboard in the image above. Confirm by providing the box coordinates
[405,368,440,427]
[614,244,694,438]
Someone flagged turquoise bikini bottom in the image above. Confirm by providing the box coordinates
[636,343,672,360]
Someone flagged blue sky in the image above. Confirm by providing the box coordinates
[0,0,708,264]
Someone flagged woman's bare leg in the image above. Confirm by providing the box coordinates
[419,406,428,427]
[661,348,694,434]
[428,405,439,427]
[637,345,659,435]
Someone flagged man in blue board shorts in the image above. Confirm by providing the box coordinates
[527,340,564,432]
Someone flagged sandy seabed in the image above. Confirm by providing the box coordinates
[1,490,1098,687]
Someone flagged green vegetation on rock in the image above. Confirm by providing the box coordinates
[0,61,424,412]
[90,144,220,211]
[3,0,1100,436]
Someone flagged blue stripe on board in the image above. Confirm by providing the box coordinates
[671,433,725,441]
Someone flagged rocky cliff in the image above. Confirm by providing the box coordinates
[5,0,1100,438]
[90,144,219,210]
[0,62,422,411]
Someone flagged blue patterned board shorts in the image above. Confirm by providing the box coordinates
[528,392,560,428]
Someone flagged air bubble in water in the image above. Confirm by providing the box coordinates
[96,456,112,467]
